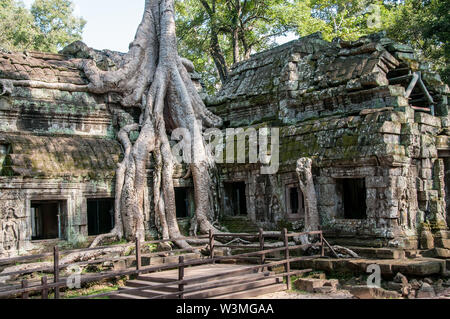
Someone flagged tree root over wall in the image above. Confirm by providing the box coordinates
[5,0,224,251]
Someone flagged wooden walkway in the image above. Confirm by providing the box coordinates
[112,264,286,299]
[0,229,321,299]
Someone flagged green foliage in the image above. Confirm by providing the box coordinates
[175,0,295,93]
[387,0,449,84]
[0,0,36,50]
[31,0,86,52]
[0,0,85,53]
[176,0,448,89]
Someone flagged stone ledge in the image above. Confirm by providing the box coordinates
[292,257,446,277]
[350,286,402,299]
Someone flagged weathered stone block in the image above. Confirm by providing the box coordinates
[416,283,436,299]
[378,121,401,134]
[420,230,435,249]
[366,176,389,188]
[350,286,402,299]
[435,238,450,249]
[415,112,441,128]
[294,278,339,293]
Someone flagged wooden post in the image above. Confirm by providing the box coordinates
[209,230,215,262]
[41,276,48,299]
[259,228,265,266]
[178,256,185,299]
[320,232,325,257]
[53,246,60,299]
[283,228,291,290]
[21,279,29,299]
[136,237,142,271]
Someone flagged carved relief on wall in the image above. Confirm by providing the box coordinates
[1,208,19,252]
[255,176,267,222]
[0,190,26,257]
[399,188,410,229]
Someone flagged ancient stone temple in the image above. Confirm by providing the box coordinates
[0,32,449,257]
[0,49,124,257]
[209,33,449,250]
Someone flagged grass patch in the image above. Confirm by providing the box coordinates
[63,284,120,299]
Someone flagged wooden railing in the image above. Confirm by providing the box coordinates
[0,235,207,299]
[0,229,327,299]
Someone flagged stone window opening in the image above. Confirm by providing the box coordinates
[175,187,194,218]
[286,184,305,219]
[87,198,115,236]
[388,69,436,115]
[336,178,367,220]
[224,182,248,216]
[31,200,67,240]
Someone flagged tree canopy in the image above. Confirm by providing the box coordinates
[0,0,86,53]
[175,0,448,91]
[388,0,449,84]
[175,0,294,92]
[0,0,447,87]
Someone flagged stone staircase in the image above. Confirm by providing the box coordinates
[219,216,260,233]
[112,265,286,299]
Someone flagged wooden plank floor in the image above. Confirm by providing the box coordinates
[139,264,257,282]
[113,264,286,299]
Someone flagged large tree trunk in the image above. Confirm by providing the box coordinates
[0,1,223,279]
[199,0,229,84]
[296,158,320,231]
[80,0,223,247]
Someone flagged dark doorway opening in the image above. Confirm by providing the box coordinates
[287,186,305,216]
[224,182,248,216]
[87,199,115,236]
[31,201,66,240]
[336,179,367,219]
[175,188,191,218]
[444,158,450,226]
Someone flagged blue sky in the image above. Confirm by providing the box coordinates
[23,0,296,53]
[23,0,145,52]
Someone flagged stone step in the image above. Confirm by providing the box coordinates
[346,246,406,259]
[219,217,260,233]
[210,283,286,299]
[435,238,450,250]
[436,231,450,240]
[422,248,450,259]
[292,257,446,277]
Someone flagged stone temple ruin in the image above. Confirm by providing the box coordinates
[0,32,449,258]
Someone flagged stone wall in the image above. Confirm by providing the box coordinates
[212,33,450,249]
[0,33,449,255]
[0,178,114,257]
[0,50,122,257]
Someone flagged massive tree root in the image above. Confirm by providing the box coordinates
[80,0,223,248]
[295,158,358,258]
[296,158,320,232]
[0,2,222,274]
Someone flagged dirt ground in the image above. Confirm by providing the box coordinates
[249,290,355,299]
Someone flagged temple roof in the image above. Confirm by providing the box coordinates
[208,32,449,127]
[0,51,86,85]
[0,133,121,179]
